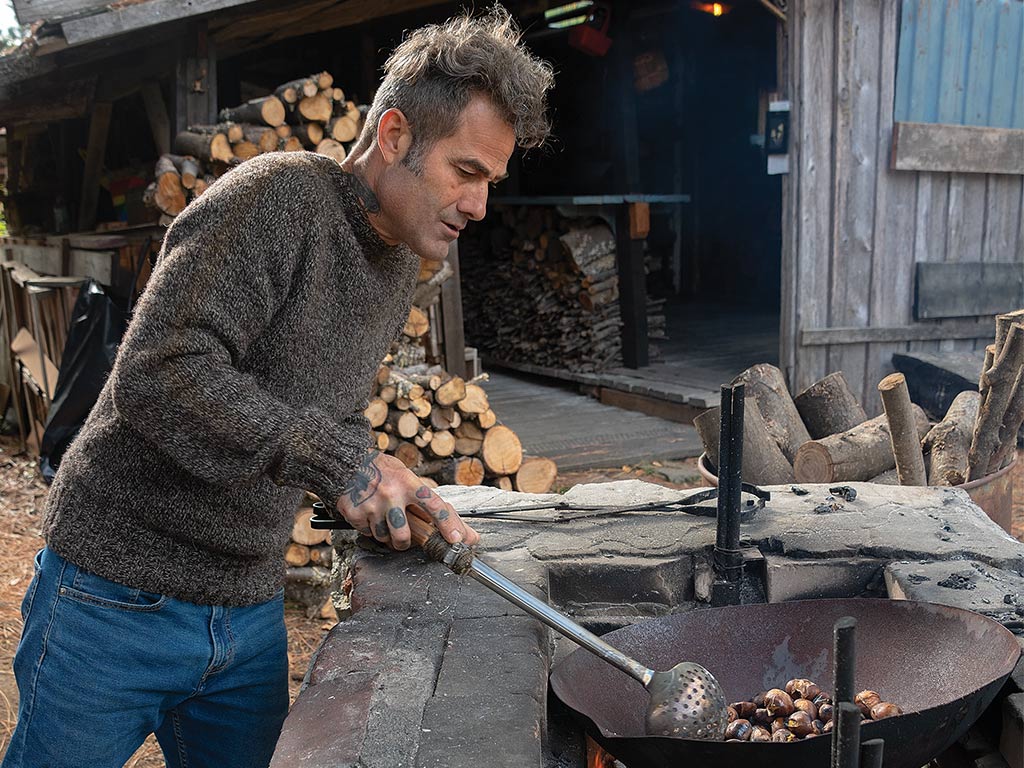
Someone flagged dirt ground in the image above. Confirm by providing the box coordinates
[0,440,1020,765]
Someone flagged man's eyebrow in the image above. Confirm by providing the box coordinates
[456,157,508,182]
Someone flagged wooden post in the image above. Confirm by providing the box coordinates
[140,81,171,156]
[612,7,648,369]
[173,21,217,135]
[77,100,112,232]
[440,241,466,377]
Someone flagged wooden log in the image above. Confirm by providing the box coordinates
[163,154,201,189]
[275,76,318,104]
[980,344,996,398]
[364,398,388,428]
[220,96,286,127]
[693,398,794,484]
[477,409,497,429]
[285,542,311,567]
[292,122,324,148]
[989,362,1024,472]
[428,429,456,458]
[192,175,212,198]
[315,138,347,164]
[241,124,279,153]
[967,322,1024,480]
[794,406,929,483]
[454,421,484,456]
[173,130,234,163]
[379,384,397,404]
[394,441,423,469]
[188,122,244,143]
[275,124,293,139]
[732,364,811,463]
[331,87,345,103]
[993,310,1024,357]
[291,508,329,546]
[481,424,523,475]
[457,384,489,415]
[387,410,420,439]
[404,306,430,338]
[153,155,186,215]
[373,431,390,451]
[316,71,334,90]
[492,476,514,491]
[296,93,333,123]
[431,406,457,431]
[922,390,982,486]
[435,376,467,407]
[308,544,333,568]
[878,373,928,486]
[281,136,303,152]
[514,456,558,494]
[439,456,484,486]
[794,372,868,439]
[327,115,359,142]
[232,140,259,160]
[409,397,432,419]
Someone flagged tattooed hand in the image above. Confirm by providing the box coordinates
[335,450,480,551]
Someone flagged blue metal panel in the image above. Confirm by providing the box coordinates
[895,0,1024,129]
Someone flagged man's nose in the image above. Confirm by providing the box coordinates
[458,183,488,222]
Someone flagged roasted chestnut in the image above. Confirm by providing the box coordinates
[786,710,814,737]
[771,717,789,734]
[730,701,757,719]
[753,691,768,708]
[823,720,834,734]
[812,692,832,707]
[794,699,817,720]
[725,719,752,741]
[751,708,773,726]
[726,705,738,723]
[772,728,797,743]
[764,689,795,718]
[869,702,903,720]
[811,719,824,735]
[750,725,772,742]
[854,690,882,718]
[788,679,822,701]
[818,703,834,723]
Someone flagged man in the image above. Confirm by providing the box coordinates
[4,7,553,767]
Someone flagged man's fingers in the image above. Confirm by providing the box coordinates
[412,485,477,545]
[386,506,411,551]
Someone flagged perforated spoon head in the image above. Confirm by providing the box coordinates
[644,662,729,740]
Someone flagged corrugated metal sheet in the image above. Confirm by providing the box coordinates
[895,0,1024,128]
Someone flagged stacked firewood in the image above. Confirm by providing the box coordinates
[461,206,665,373]
[367,351,558,495]
[144,71,363,218]
[695,311,1024,489]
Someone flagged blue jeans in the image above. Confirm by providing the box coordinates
[3,548,288,768]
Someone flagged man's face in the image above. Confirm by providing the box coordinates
[376,95,515,262]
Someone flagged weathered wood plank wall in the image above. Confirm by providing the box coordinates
[783,0,1024,416]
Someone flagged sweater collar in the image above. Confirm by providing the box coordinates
[335,168,407,261]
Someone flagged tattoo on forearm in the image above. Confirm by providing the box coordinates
[374,520,390,539]
[351,172,381,214]
[416,486,450,521]
[343,450,382,507]
[387,507,408,529]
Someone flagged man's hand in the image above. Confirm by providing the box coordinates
[336,450,480,551]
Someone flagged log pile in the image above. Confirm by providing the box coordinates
[145,71,365,218]
[460,206,665,372]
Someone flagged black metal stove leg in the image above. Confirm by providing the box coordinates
[860,738,885,768]
[834,702,862,768]
[832,616,857,768]
[712,384,744,606]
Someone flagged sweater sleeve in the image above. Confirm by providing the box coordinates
[108,160,369,508]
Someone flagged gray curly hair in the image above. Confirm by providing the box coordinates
[360,5,554,170]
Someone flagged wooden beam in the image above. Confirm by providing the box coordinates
[616,204,648,369]
[77,100,112,232]
[801,319,996,347]
[61,0,263,47]
[915,262,1023,320]
[892,122,1024,176]
[141,81,171,156]
[440,242,466,378]
[11,0,106,26]
[173,22,218,134]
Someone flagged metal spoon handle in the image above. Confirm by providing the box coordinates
[467,558,654,686]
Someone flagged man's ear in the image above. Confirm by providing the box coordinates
[377,108,414,166]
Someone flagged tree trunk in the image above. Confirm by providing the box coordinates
[732,364,811,463]
[794,371,868,439]
[878,373,928,486]
[241,124,279,153]
[220,96,286,127]
[694,397,794,485]
[327,115,359,142]
[794,406,929,483]
[923,390,981,486]
[968,322,1024,480]
[481,428,524,475]
[292,122,324,148]
[173,131,234,163]
[435,376,467,407]
[514,456,558,493]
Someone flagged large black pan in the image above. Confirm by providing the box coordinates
[550,598,1020,768]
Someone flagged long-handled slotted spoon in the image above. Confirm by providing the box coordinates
[399,508,730,740]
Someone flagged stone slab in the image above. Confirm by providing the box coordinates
[416,693,543,768]
[885,560,1024,632]
[432,616,547,700]
[765,556,887,602]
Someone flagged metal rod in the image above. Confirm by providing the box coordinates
[715,384,744,582]
[834,616,857,704]
[834,702,862,768]
[715,383,733,552]
[860,738,885,768]
[467,558,654,687]
[726,384,744,564]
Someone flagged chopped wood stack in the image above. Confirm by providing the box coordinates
[285,503,334,569]
[460,206,664,373]
[145,71,365,218]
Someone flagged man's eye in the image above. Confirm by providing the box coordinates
[457,167,474,177]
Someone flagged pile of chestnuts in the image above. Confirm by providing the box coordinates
[722,679,903,743]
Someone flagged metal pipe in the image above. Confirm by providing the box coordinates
[726,384,744,563]
[467,558,654,686]
[834,616,857,704]
[715,384,744,582]
[860,738,885,768]
[834,702,862,768]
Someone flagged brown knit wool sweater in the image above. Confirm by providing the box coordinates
[44,152,419,606]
